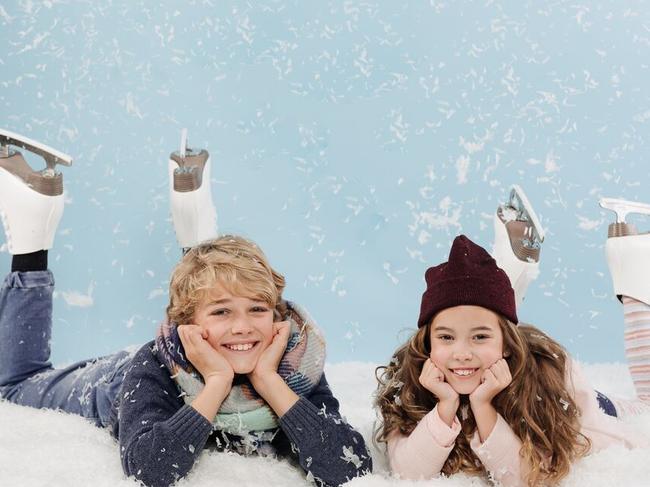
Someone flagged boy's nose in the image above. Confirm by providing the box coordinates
[231,317,253,334]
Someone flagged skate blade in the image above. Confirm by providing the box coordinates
[0,153,63,196]
[508,184,545,243]
[599,197,650,223]
[0,128,72,169]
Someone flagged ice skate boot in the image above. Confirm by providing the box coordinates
[492,185,544,304]
[0,129,72,254]
[600,198,650,305]
[169,129,218,249]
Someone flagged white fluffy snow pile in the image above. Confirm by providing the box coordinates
[1,362,649,487]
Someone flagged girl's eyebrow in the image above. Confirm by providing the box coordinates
[470,325,494,332]
[433,326,455,332]
[433,325,494,332]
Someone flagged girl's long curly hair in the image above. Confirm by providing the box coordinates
[375,316,591,486]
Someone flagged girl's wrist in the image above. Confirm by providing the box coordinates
[436,397,459,427]
[438,396,459,408]
[469,397,494,412]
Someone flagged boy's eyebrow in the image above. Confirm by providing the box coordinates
[205,298,232,305]
[205,298,269,305]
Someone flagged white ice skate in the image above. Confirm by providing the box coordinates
[600,197,650,305]
[0,129,72,254]
[169,129,218,248]
[492,185,544,304]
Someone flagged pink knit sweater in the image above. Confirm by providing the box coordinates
[387,362,648,487]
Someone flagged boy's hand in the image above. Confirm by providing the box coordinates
[177,324,234,388]
[469,358,512,407]
[248,321,299,416]
[249,321,291,387]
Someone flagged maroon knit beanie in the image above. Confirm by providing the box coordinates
[417,235,518,328]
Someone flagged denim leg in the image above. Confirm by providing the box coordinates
[0,271,134,427]
[0,271,55,387]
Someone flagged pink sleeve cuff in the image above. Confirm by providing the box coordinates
[425,405,461,448]
[470,413,522,462]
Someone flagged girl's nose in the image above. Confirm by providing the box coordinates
[452,349,473,361]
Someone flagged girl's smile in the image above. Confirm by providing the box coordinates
[429,305,504,395]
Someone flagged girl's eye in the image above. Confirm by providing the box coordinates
[437,335,453,341]
[474,334,490,340]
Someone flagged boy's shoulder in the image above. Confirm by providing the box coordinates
[122,340,179,389]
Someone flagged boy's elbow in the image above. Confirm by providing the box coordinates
[121,444,187,487]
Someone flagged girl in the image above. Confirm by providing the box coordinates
[375,187,650,487]
[0,139,372,487]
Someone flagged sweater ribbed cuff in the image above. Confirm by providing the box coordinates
[166,404,213,447]
[279,397,324,444]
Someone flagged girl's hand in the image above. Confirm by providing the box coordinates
[419,359,459,427]
[249,321,291,388]
[469,358,512,407]
[177,324,234,387]
[419,359,458,403]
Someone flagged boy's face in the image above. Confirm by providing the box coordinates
[428,305,504,395]
[191,282,275,374]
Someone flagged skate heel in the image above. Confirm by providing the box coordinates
[497,184,545,260]
[0,129,71,254]
[0,128,72,197]
[169,129,217,248]
[599,197,650,237]
[493,185,544,304]
[600,198,650,304]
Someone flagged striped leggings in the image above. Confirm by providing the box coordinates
[610,296,650,417]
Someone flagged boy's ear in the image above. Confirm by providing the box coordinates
[273,308,282,322]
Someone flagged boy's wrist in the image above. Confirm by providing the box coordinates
[203,375,233,398]
[249,371,281,394]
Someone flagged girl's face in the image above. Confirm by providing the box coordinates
[191,282,275,374]
[428,305,504,395]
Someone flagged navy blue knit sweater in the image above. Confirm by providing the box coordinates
[107,341,372,487]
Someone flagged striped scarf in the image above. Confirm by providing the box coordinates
[154,301,326,454]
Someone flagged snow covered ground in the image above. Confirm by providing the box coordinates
[1,362,649,487]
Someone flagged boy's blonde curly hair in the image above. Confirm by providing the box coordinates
[166,235,286,325]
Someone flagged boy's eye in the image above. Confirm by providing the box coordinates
[211,308,229,316]
[250,306,270,313]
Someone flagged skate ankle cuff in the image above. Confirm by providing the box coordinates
[12,250,48,272]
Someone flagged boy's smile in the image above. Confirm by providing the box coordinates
[191,283,275,374]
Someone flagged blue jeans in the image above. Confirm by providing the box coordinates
[0,271,133,428]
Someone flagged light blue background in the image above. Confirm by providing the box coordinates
[1,0,649,365]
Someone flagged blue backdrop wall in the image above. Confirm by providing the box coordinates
[2,0,649,365]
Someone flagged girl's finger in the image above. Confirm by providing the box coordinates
[482,369,497,384]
